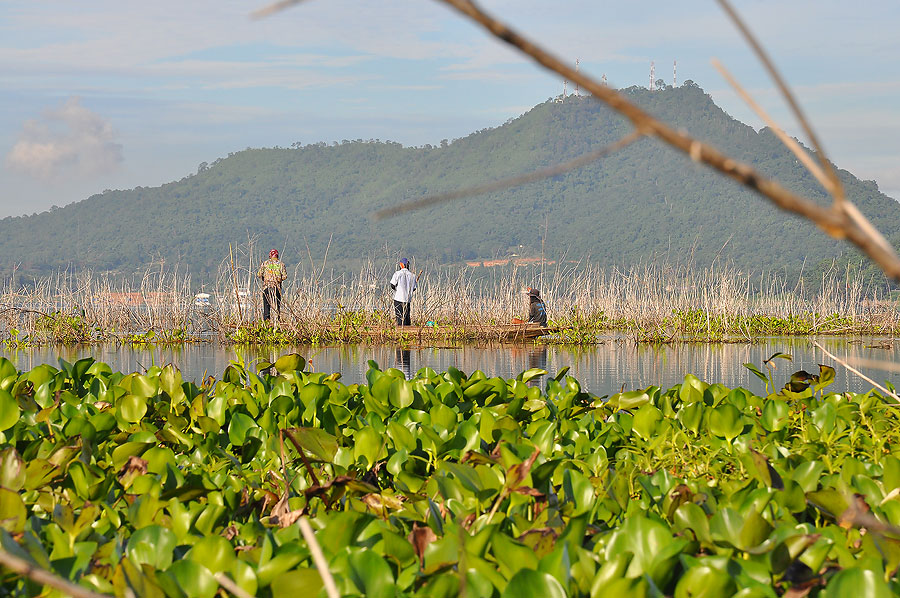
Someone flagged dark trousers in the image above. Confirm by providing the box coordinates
[394,300,411,326]
[263,287,282,321]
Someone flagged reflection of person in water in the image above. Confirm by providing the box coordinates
[526,346,548,387]
[510,345,549,387]
[395,348,412,379]
[527,346,548,371]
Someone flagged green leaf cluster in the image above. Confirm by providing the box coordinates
[1,354,900,596]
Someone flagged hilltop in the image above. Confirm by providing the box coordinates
[3,82,898,283]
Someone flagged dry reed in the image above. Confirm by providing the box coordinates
[0,246,895,346]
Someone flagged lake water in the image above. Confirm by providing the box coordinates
[3,336,898,397]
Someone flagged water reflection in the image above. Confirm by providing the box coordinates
[2,337,898,397]
[509,345,548,387]
[395,348,412,379]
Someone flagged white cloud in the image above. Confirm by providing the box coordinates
[6,97,123,180]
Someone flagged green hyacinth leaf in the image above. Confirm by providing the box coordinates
[0,389,19,432]
[674,565,736,598]
[820,568,892,598]
[502,569,566,598]
[274,353,305,374]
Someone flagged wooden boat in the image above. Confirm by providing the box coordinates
[321,322,557,342]
[488,323,557,341]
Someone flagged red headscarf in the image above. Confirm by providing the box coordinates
[269,249,279,258]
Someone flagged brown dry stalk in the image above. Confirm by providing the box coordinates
[274,429,338,598]
[811,340,900,403]
[715,0,844,206]
[283,429,322,487]
[843,356,900,375]
[297,516,340,598]
[375,130,644,218]
[711,60,895,260]
[2,257,894,342]
[711,58,834,197]
[0,548,112,598]
[214,572,255,598]
[431,0,900,280]
[251,0,310,19]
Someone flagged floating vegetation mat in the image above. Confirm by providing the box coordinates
[1,259,897,346]
[1,354,899,596]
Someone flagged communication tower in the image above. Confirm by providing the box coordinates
[601,73,607,86]
[575,59,580,96]
[673,60,677,87]
[649,61,655,91]
[562,79,567,101]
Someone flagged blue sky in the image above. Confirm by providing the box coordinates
[2,0,899,218]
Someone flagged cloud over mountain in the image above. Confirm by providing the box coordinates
[6,96,123,180]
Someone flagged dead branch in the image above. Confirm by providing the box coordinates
[0,548,112,598]
[711,59,834,196]
[253,0,900,281]
[839,494,900,537]
[715,0,844,206]
[430,0,900,281]
[712,60,896,260]
[375,130,644,219]
[251,0,311,19]
[297,517,340,598]
[214,573,255,598]
[811,340,900,403]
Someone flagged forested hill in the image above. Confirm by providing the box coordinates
[3,81,899,282]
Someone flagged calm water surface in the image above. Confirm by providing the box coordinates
[3,336,898,397]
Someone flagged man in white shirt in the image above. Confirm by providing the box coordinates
[390,257,417,326]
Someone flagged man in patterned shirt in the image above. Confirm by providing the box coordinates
[256,249,287,321]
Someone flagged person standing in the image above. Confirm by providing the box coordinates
[257,249,286,321]
[390,258,417,326]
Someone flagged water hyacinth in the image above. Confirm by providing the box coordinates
[0,354,899,596]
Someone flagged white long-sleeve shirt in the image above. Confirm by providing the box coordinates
[390,268,417,303]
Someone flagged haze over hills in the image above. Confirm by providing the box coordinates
[4,82,899,284]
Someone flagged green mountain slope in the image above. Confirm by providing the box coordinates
[3,82,898,282]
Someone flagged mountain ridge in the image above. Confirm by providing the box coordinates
[4,82,898,284]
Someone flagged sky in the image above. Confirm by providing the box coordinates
[2,0,900,218]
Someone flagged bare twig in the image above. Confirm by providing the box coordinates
[715,0,844,206]
[251,0,900,279]
[810,340,900,403]
[229,244,244,323]
[712,59,893,268]
[712,59,896,260]
[430,0,900,281]
[839,200,896,260]
[842,356,900,374]
[215,573,255,598]
[283,429,322,487]
[375,130,644,218]
[297,517,340,598]
[711,59,833,196]
[0,548,112,598]
[251,0,310,19]
[839,494,900,537]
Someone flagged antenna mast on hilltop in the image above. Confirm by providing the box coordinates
[649,61,655,91]
[673,60,677,87]
[562,79,567,101]
[575,59,580,96]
